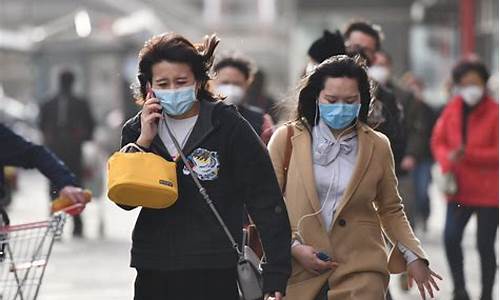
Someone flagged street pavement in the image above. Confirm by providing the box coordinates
[3,169,498,300]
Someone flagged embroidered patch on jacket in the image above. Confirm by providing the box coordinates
[183,148,220,181]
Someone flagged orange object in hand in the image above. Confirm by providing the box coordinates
[51,189,92,214]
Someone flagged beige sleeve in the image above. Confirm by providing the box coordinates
[374,135,429,274]
[267,125,289,192]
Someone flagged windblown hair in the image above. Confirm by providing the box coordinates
[133,32,220,104]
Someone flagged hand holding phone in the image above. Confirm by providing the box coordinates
[137,82,162,148]
[315,251,332,262]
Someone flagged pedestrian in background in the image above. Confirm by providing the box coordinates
[400,73,439,232]
[213,53,274,144]
[120,32,291,300]
[306,30,346,73]
[40,70,95,237]
[344,21,405,175]
[268,55,441,300]
[244,70,280,123]
[431,59,498,300]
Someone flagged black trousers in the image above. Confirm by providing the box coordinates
[444,202,498,298]
[134,268,239,300]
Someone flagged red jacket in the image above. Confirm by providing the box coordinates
[431,95,498,207]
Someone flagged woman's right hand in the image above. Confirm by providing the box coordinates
[292,244,338,276]
[137,85,163,148]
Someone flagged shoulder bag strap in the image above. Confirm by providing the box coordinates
[162,118,242,256]
[282,124,294,193]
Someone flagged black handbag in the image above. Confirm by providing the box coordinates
[164,120,264,300]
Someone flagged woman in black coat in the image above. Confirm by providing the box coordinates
[119,32,291,300]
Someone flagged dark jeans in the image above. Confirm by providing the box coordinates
[444,202,499,298]
[134,268,239,300]
[413,160,432,222]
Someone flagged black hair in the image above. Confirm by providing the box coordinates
[213,53,256,80]
[344,21,383,51]
[134,32,220,104]
[296,55,372,126]
[452,59,490,85]
[308,30,346,64]
[59,70,75,91]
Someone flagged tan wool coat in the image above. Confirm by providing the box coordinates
[267,121,429,300]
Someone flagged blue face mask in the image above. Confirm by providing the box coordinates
[318,102,361,129]
[153,85,197,116]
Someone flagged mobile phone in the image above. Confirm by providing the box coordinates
[146,84,162,123]
[146,82,156,98]
[315,251,332,262]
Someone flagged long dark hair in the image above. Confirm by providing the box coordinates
[134,32,220,104]
[296,55,372,126]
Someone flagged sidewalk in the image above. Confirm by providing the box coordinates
[5,170,499,299]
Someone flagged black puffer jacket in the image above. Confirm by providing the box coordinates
[120,100,292,294]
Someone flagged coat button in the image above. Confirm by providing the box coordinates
[339,219,346,227]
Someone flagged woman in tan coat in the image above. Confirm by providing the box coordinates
[268,56,441,300]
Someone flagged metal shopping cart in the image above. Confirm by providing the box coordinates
[0,203,84,300]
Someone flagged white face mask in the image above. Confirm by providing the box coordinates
[217,84,245,105]
[367,65,390,84]
[460,85,484,106]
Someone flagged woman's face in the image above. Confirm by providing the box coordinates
[459,71,486,88]
[318,77,360,105]
[151,61,196,90]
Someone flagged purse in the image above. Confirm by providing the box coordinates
[163,120,264,300]
[107,143,179,209]
[238,228,264,300]
[431,163,458,195]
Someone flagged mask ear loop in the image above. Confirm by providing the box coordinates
[313,98,320,141]
[294,99,337,243]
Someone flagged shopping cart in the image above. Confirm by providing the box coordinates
[0,203,84,300]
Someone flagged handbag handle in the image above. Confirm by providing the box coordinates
[120,143,145,153]
[162,117,242,256]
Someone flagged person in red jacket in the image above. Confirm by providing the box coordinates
[431,59,498,300]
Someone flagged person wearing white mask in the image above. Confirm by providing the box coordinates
[268,55,441,300]
[343,21,406,180]
[213,53,274,144]
[432,59,498,300]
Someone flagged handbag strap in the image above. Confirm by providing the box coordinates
[162,117,242,256]
[120,143,145,153]
[282,124,294,193]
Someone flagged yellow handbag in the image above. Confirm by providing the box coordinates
[107,143,178,209]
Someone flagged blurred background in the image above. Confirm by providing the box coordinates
[0,0,498,299]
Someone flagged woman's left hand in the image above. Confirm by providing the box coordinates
[407,259,443,299]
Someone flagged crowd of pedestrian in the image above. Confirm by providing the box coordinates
[0,18,497,300]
